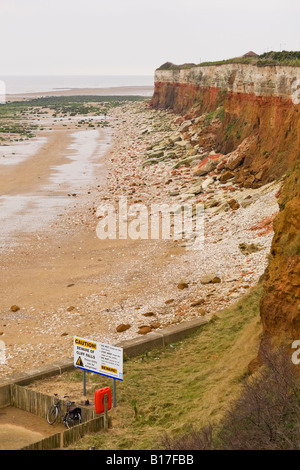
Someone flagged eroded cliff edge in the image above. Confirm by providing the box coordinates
[151,62,300,345]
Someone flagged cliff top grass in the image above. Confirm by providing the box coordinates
[157,51,300,71]
[61,285,263,450]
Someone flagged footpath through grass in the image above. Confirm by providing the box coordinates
[68,286,263,450]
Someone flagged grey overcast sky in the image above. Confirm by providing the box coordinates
[0,0,299,76]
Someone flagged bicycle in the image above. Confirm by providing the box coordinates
[47,394,82,429]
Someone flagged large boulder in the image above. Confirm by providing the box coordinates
[193,154,224,176]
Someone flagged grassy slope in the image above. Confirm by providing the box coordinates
[69,286,263,450]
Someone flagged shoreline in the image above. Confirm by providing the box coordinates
[6,85,154,102]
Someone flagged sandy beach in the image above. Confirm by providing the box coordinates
[0,93,279,378]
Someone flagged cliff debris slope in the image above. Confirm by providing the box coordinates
[150,60,300,346]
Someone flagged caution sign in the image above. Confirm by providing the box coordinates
[73,336,123,381]
[74,336,100,374]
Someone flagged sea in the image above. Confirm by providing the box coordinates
[0,75,154,96]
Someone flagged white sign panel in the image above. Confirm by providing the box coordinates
[74,336,123,381]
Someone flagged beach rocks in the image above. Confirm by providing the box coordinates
[189,179,203,195]
[138,326,152,335]
[202,177,215,190]
[220,171,235,182]
[200,273,221,284]
[239,243,262,255]
[228,198,240,210]
[10,305,20,312]
[193,154,223,176]
[177,282,189,290]
[179,120,192,132]
[190,299,205,307]
[116,324,131,333]
[150,321,161,329]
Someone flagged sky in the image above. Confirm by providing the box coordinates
[0,0,299,76]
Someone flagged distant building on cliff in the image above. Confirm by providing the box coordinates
[243,51,259,58]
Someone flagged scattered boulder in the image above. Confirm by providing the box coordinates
[190,299,205,307]
[204,199,219,209]
[198,308,207,316]
[220,171,235,182]
[179,120,192,132]
[177,282,189,290]
[202,177,215,190]
[226,154,245,171]
[10,305,20,312]
[228,198,240,210]
[138,326,152,335]
[142,312,155,317]
[193,153,224,177]
[116,324,131,333]
[189,179,203,195]
[169,133,181,143]
[150,322,161,329]
[239,242,262,255]
[200,273,221,284]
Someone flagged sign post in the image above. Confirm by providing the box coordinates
[74,336,123,405]
[113,379,116,408]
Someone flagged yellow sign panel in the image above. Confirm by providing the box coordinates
[101,365,117,374]
[74,337,97,350]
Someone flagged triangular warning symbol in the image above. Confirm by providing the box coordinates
[76,356,84,367]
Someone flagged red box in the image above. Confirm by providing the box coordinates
[94,387,112,414]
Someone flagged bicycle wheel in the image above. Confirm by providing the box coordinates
[64,412,82,429]
[47,405,58,425]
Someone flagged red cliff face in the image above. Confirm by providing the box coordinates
[260,165,300,342]
[151,80,300,186]
[151,63,300,345]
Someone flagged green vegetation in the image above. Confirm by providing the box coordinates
[157,51,300,70]
[65,286,263,450]
[203,105,226,126]
[0,95,147,141]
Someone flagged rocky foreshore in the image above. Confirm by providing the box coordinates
[0,99,281,377]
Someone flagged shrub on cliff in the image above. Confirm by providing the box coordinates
[163,344,300,450]
[217,344,300,450]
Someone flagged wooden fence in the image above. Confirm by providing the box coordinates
[10,384,109,450]
[10,384,96,422]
